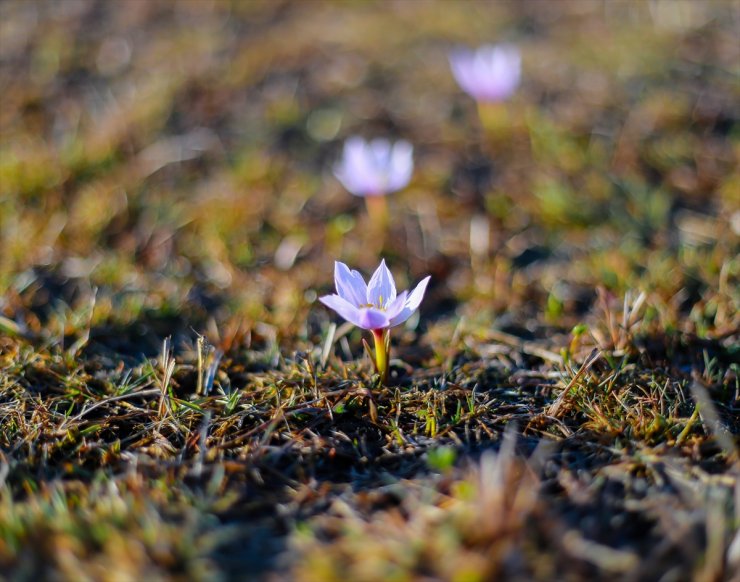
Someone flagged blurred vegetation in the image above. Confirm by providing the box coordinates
[0,1,738,580]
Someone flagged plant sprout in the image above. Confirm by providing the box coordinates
[319,260,430,384]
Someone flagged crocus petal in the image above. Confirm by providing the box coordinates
[334,261,367,306]
[334,138,376,196]
[481,45,520,100]
[369,138,392,171]
[356,308,390,330]
[384,290,408,321]
[319,294,364,328]
[367,259,396,308]
[346,138,381,192]
[405,275,431,311]
[389,275,431,327]
[387,140,413,192]
[474,49,495,94]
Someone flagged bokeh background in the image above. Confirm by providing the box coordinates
[2,0,737,352]
[1,2,739,579]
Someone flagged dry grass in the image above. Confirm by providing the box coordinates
[1,1,738,580]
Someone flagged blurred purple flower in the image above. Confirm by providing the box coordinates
[333,137,414,197]
[320,260,430,331]
[449,44,521,102]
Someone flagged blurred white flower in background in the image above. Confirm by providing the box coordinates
[333,137,414,197]
[449,44,521,102]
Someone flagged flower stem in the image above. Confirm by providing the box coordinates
[364,195,388,246]
[371,328,389,385]
[476,102,513,152]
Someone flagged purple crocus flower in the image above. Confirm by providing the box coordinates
[319,260,430,384]
[333,137,414,197]
[320,260,430,330]
[449,44,521,102]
